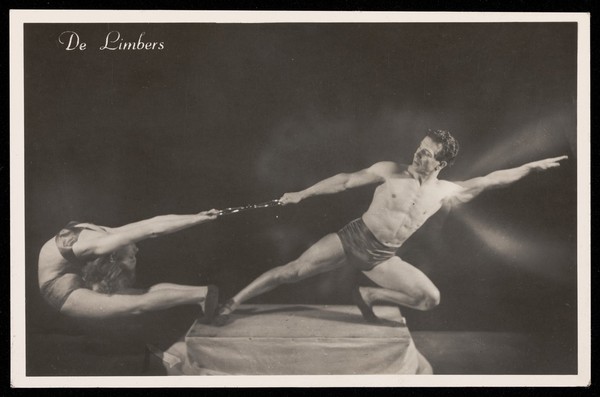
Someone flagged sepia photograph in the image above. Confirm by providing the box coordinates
[10,10,590,387]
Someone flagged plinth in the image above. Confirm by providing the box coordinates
[182,304,432,375]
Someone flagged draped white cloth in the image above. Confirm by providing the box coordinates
[155,304,432,375]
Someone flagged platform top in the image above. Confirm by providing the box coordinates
[187,304,408,339]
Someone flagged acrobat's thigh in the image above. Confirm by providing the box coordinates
[361,256,438,297]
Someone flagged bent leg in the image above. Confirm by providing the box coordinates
[223,233,347,314]
[360,256,440,311]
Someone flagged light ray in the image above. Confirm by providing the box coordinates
[464,111,573,178]
[456,209,572,283]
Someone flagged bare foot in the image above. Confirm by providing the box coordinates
[352,286,380,323]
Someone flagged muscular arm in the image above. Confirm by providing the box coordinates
[279,162,394,204]
[73,210,219,257]
[450,155,567,204]
[61,287,206,319]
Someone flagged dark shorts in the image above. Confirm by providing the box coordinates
[40,273,85,311]
[337,218,398,271]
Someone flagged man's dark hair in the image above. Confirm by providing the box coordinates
[426,129,459,166]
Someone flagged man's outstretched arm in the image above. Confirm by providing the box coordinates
[279,161,394,205]
[450,155,568,204]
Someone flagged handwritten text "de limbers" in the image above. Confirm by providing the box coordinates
[58,31,165,51]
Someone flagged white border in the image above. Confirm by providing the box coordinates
[10,10,591,388]
[576,12,592,389]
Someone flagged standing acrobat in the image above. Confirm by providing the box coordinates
[215,129,567,324]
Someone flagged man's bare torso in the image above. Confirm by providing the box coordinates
[362,163,459,247]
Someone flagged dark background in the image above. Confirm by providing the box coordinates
[24,23,577,372]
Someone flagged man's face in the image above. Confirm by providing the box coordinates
[412,136,445,173]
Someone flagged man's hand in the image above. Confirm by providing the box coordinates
[526,155,568,172]
[279,192,304,206]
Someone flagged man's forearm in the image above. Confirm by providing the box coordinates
[456,156,566,203]
[298,173,352,199]
[484,164,532,188]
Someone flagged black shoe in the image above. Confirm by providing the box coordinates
[352,286,380,323]
[200,285,219,322]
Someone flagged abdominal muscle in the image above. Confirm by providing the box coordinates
[361,179,446,247]
[362,209,418,247]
